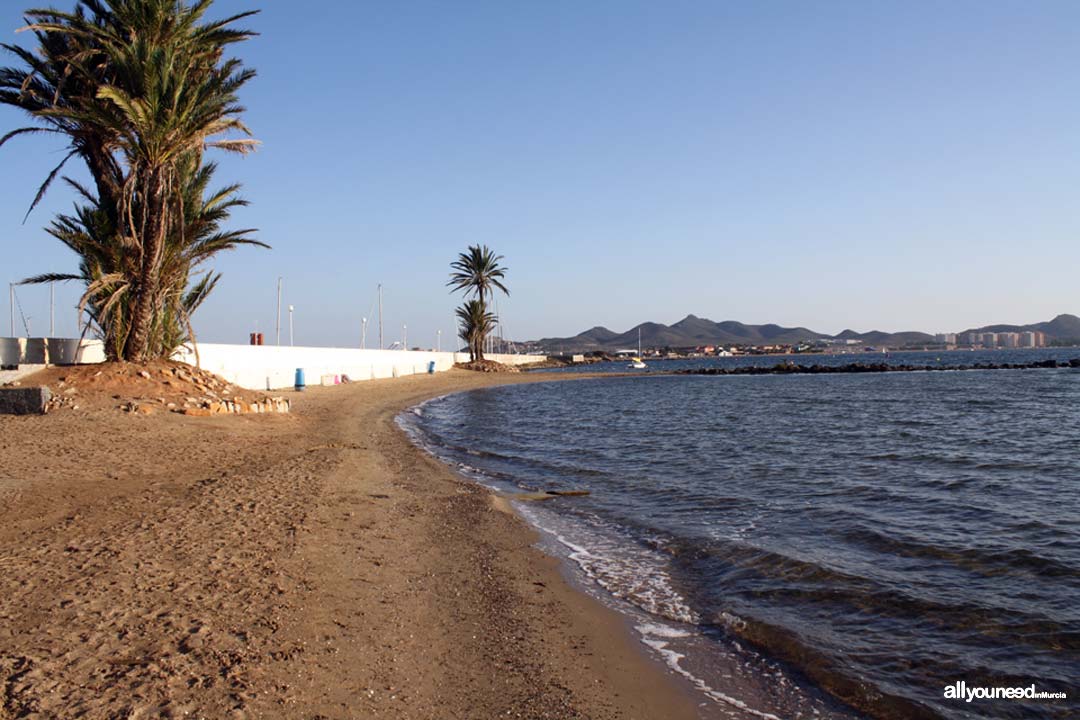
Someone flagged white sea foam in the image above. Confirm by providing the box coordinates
[516,504,700,625]
[636,622,789,720]
[717,610,747,631]
[636,622,691,639]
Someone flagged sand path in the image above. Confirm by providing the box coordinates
[0,369,699,719]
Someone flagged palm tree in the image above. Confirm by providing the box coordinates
[0,2,125,223]
[87,3,258,360]
[448,245,509,360]
[22,157,265,359]
[448,245,509,306]
[456,300,496,362]
[1,0,259,361]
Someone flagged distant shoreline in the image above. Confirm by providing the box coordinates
[531,347,1080,374]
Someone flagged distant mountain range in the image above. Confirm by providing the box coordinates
[531,314,1080,352]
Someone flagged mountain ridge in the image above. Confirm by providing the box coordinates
[531,314,1080,351]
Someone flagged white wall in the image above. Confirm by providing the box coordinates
[1,338,105,366]
[172,343,545,390]
[1,337,544,390]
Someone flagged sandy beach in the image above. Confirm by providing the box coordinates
[0,369,701,719]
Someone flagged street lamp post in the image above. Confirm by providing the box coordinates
[361,317,367,349]
[288,305,294,346]
[437,329,441,352]
[403,324,407,350]
[276,277,282,346]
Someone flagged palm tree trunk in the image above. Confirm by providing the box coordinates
[125,168,168,361]
[476,292,487,362]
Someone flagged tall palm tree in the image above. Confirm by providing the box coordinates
[0,2,125,223]
[455,300,496,362]
[1,0,259,361]
[448,245,509,306]
[22,157,265,359]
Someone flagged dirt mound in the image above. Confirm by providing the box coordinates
[454,359,521,373]
[16,360,290,415]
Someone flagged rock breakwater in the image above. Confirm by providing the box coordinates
[676,358,1080,376]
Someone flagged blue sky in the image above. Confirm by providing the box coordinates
[2,1,1079,346]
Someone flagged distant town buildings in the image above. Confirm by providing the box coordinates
[954,331,1045,348]
[540,327,1052,358]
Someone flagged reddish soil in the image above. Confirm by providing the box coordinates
[16,360,288,415]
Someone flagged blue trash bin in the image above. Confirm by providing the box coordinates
[427,361,436,374]
[294,368,306,391]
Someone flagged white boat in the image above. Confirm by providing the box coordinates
[628,329,647,369]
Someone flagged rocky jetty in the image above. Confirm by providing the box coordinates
[676,358,1080,377]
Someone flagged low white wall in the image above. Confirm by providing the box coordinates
[1,336,544,390]
[0,337,105,366]
[173,343,545,390]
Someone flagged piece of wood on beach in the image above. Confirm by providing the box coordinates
[505,489,592,502]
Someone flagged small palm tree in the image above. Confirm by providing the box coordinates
[455,300,496,362]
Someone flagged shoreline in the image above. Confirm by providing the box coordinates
[395,376,874,720]
[0,368,707,718]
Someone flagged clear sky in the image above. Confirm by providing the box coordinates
[2,1,1079,346]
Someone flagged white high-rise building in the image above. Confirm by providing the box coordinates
[1019,331,1039,348]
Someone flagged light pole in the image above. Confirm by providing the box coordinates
[288,305,294,346]
[361,317,367,349]
[378,284,383,350]
[8,283,13,337]
[402,324,407,350]
[437,329,441,352]
[275,277,283,346]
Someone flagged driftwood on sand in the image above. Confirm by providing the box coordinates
[506,489,592,502]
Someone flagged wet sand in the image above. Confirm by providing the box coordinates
[0,368,701,719]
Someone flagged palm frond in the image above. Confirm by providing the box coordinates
[23,147,78,222]
[20,272,82,284]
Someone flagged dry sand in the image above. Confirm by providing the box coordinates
[0,368,702,719]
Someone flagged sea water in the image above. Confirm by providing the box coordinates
[398,361,1079,719]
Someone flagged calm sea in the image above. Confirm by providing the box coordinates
[399,350,1080,719]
